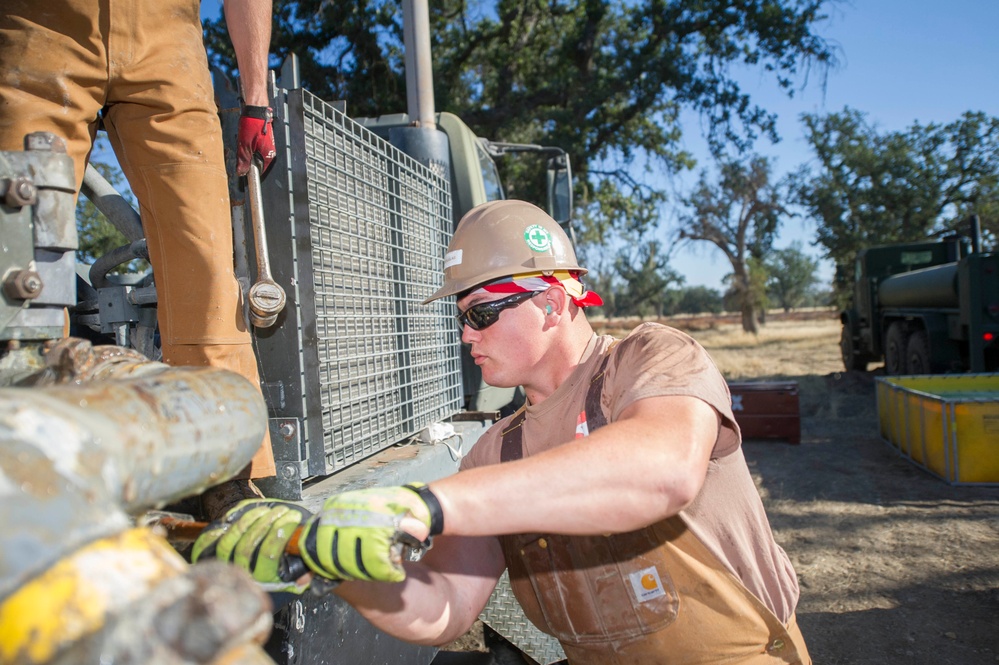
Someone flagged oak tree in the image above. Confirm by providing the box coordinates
[204,0,837,247]
[679,155,787,333]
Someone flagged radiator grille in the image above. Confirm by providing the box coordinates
[288,90,461,474]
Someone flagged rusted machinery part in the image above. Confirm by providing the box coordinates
[4,338,166,389]
[27,337,164,385]
[0,340,49,387]
[0,529,275,665]
[0,340,267,602]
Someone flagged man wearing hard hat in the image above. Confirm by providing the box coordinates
[196,200,811,664]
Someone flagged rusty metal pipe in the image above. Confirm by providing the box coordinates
[0,340,274,663]
[0,340,267,602]
[0,529,276,665]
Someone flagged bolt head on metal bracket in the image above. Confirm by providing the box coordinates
[0,176,38,207]
[3,268,43,300]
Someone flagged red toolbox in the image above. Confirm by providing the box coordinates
[727,381,801,444]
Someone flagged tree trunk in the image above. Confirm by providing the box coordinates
[741,302,760,334]
[733,267,759,334]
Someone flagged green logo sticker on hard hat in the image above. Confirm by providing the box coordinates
[524,225,552,252]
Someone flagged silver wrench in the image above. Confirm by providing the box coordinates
[246,160,286,327]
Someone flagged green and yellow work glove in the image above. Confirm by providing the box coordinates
[192,499,313,594]
[299,483,444,583]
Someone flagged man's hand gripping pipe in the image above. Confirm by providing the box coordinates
[139,510,430,595]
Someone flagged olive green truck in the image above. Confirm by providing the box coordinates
[840,220,999,375]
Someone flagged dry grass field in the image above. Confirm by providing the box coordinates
[441,311,999,665]
[673,315,847,379]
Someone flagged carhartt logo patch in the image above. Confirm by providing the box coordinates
[629,566,666,602]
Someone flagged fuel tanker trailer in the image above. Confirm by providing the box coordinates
[840,219,999,375]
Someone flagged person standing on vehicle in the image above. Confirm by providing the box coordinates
[195,200,811,663]
[0,0,278,503]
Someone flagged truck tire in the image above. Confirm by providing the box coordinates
[906,330,932,375]
[884,322,908,375]
[840,325,869,371]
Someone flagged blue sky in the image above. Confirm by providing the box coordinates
[200,0,998,291]
[668,0,999,289]
[202,0,222,21]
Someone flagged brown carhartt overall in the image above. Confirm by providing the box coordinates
[0,0,273,477]
[498,351,811,664]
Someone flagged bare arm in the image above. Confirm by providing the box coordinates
[324,395,716,642]
[433,394,719,537]
[334,534,506,645]
[223,0,273,106]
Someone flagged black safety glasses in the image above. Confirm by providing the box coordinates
[456,291,538,331]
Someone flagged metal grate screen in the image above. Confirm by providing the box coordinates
[296,90,461,474]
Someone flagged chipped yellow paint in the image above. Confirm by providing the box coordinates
[0,529,186,663]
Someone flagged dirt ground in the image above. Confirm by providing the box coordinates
[437,312,999,664]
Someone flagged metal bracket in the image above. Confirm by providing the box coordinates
[254,418,308,500]
[98,286,143,334]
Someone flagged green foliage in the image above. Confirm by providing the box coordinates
[205,0,405,113]
[203,0,836,249]
[583,233,686,318]
[793,108,999,302]
[673,285,724,315]
[800,285,833,309]
[747,255,771,318]
[765,241,819,311]
[679,155,788,332]
[611,239,683,317]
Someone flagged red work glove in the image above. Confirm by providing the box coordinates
[236,105,277,177]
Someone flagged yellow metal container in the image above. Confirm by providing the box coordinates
[876,373,999,485]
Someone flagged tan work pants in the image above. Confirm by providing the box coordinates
[0,0,275,478]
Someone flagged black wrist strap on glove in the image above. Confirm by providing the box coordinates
[241,105,273,121]
[403,483,444,536]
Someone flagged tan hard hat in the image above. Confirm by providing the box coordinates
[423,200,586,303]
